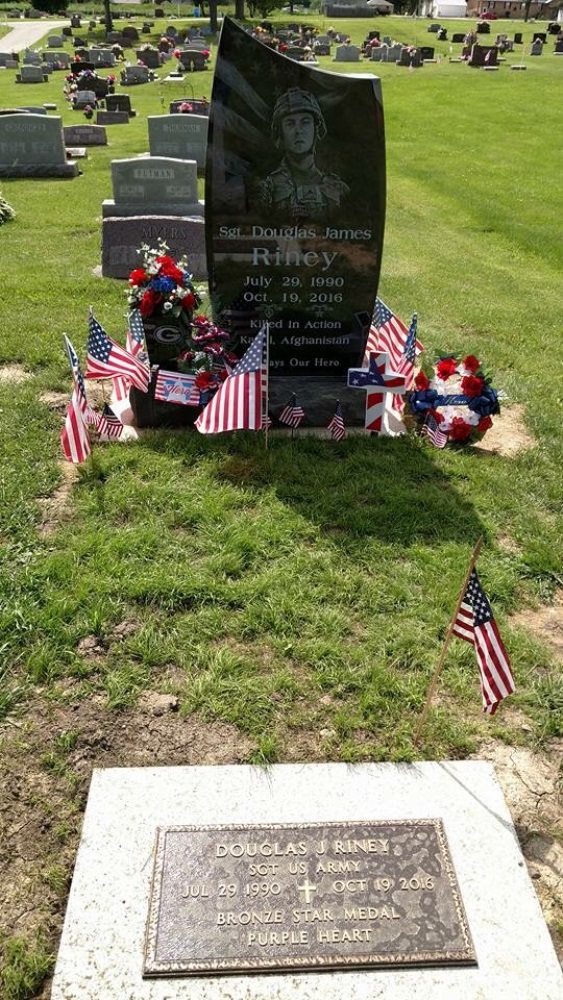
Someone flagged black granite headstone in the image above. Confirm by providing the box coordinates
[205,18,385,424]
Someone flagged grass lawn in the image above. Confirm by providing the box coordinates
[0,12,562,998]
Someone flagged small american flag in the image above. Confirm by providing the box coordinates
[61,389,92,463]
[85,311,150,394]
[195,326,268,435]
[327,400,346,441]
[113,309,150,402]
[96,403,123,441]
[279,394,305,428]
[63,335,96,424]
[421,411,448,449]
[452,568,515,714]
[61,336,95,463]
[126,308,149,364]
[364,300,424,412]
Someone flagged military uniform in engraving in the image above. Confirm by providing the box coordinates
[257,88,349,223]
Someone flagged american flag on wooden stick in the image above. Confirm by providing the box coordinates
[279,394,305,429]
[364,300,423,412]
[327,400,346,441]
[60,335,96,463]
[195,326,268,435]
[452,568,515,714]
[96,403,123,441]
[421,411,448,449]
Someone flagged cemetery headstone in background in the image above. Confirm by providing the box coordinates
[103,156,203,217]
[137,47,161,69]
[0,113,80,177]
[206,17,385,425]
[169,98,209,115]
[148,113,208,171]
[18,65,46,83]
[121,65,150,85]
[106,94,136,117]
[63,123,107,146]
[102,216,206,281]
[96,110,129,126]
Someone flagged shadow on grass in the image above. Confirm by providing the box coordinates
[140,430,485,550]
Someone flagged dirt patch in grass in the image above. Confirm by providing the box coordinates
[511,590,563,662]
[0,692,255,997]
[474,403,536,457]
[0,364,31,385]
[471,738,563,960]
[37,463,79,539]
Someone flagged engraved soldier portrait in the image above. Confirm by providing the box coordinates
[256,88,350,224]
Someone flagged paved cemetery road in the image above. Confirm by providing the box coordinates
[0,19,68,52]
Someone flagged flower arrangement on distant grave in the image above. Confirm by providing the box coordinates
[126,240,237,392]
[64,68,112,103]
[0,192,16,226]
[408,354,501,446]
[83,104,94,119]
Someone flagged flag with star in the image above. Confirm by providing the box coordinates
[279,394,305,429]
[327,400,346,441]
[85,311,150,394]
[452,568,515,714]
[195,326,268,434]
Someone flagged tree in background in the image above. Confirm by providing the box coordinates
[103,0,113,33]
[38,0,70,11]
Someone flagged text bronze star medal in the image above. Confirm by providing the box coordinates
[144,820,476,976]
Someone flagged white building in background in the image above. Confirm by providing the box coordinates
[418,0,468,15]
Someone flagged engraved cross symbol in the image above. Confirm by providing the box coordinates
[297,878,317,903]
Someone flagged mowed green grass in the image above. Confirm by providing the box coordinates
[0,14,562,755]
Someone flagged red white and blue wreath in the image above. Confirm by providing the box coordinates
[409,354,501,446]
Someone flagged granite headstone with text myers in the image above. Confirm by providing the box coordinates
[206,18,385,425]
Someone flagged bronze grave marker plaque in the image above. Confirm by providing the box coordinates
[144,821,476,976]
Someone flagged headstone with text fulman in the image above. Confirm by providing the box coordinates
[205,18,386,425]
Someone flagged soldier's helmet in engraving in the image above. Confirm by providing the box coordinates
[271,88,327,145]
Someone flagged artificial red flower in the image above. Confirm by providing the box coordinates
[448,417,473,442]
[140,289,162,316]
[462,354,480,374]
[461,374,485,398]
[414,371,430,390]
[477,415,493,434]
[195,371,215,390]
[194,314,211,327]
[181,291,196,310]
[129,268,147,286]
[156,255,184,284]
[436,358,458,380]
[429,408,445,424]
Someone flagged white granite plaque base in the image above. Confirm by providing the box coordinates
[52,762,563,999]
